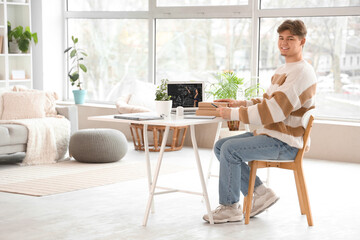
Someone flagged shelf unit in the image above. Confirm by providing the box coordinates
[0,0,32,89]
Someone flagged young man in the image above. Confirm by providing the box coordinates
[203,19,317,223]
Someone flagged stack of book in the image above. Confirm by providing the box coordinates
[196,102,229,116]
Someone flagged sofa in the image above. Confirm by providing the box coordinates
[0,87,78,164]
[0,106,78,157]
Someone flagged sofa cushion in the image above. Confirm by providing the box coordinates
[127,80,156,111]
[115,80,156,114]
[12,86,59,117]
[0,124,28,146]
[1,92,46,120]
[0,87,13,119]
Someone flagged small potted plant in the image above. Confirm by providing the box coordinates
[207,71,244,131]
[7,21,38,54]
[155,79,172,118]
[64,36,88,104]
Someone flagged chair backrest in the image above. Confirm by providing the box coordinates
[294,112,315,163]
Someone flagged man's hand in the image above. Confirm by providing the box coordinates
[214,99,245,107]
[216,107,231,119]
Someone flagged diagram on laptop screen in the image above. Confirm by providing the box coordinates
[167,83,203,108]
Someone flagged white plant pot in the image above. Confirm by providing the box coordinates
[9,41,21,54]
[155,100,172,118]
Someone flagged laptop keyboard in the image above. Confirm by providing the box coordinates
[171,110,197,115]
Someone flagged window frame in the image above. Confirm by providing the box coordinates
[64,0,360,121]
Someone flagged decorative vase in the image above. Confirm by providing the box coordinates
[155,100,172,118]
[9,41,21,54]
[227,120,240,131]
[73,89,87,104]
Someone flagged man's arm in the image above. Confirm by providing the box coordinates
[214,99,246,107]
[237,71,316,125]
[218,68,316,124]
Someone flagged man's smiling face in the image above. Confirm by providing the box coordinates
[278,30,305,62]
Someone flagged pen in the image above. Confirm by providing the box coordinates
[211,103,218,108]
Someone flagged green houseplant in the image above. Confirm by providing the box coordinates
[155,79,172,117]
[207,71,244,131]
[208,71,244,100]
[7,21,38,53]
[155,78,171,101]
[64,36,88,104]
[207,72,265,130]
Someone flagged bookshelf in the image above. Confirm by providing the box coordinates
[0,0,32,88]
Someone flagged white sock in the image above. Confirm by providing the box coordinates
[254,184,267,195]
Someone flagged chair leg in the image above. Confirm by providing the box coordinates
[294,170,306,215]
[295,163,313,226]
[245,161,258,224]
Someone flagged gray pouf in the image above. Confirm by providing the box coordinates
[69,128,128,163]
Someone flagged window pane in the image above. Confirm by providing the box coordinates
[261,0,360,9]
[259,17,360,120]
[68,19,148,102]
[156,19,252,100]
[67,0,148,11]
[157,0,248,7]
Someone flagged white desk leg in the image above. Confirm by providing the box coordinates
[143,124,155,213]
[142,125,170,226]
[190,125,214,224]
[206,122,222,185]
[245,123,250,132]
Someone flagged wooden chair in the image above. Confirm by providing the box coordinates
[244,113,315,226]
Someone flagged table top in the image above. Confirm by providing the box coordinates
[88,114,223,127]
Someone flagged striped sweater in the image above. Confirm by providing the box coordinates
[234,59,317,149]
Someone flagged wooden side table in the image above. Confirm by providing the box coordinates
[129,123,188,152]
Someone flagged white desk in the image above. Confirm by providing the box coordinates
[88,115,223,226]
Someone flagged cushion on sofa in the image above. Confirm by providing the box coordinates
[0,87,13,119]
[1,91,46,120]
[115,80,156,114]
[115,98,153,113]
[12,86,59,117]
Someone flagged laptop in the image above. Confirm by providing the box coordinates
[167,81,204,115]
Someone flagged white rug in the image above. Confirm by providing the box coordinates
[0,159,189,197]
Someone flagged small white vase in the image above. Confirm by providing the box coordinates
[155,100,172,118]
[9,41,21,54]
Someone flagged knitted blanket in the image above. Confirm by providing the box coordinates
[0,117,70,165]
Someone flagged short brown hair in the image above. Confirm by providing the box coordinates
[277,20,307,39]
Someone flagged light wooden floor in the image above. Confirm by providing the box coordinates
[1,143,360,240]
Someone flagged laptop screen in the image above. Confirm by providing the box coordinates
[167,81,204,109]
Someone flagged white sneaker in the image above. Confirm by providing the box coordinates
[203,202,243,224]
[250,188,279,217]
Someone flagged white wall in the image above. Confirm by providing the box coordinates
[305,120,360,163]
[32,0,65,98]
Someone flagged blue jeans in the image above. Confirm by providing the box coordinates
[214,132,299,205]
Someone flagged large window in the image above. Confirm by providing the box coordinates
[65,0,360,121]
[68,19,148,101]
[156,19,251,92]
